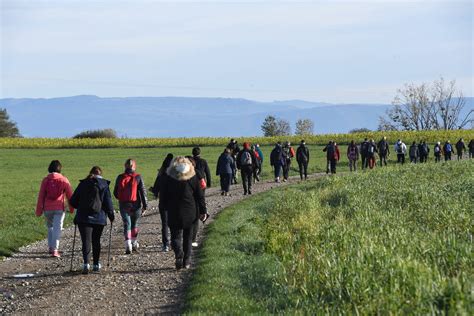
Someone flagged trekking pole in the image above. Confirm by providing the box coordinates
[70,224,77,272]
[107,221,113,268]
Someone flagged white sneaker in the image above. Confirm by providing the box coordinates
[125,240,132,254]
[132,240,139,252]
[192,242,198,247]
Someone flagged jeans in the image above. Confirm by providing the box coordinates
[298,161,308,179]
[349,159,357,172]
[44,210,65,250]
[159,208,170,247]
[119,203,141,241]
[219,173,232,192]
[78,224,104,265]
[327,159,337,174]
[170,227,193,265]
[241,167,253,193]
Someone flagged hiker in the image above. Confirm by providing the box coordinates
[296,140,310,180]
[443,141,453,161]
[455,138,466,160]
[250,144,262,182]
[347,140,359,172]
[236,142,258,195]
[35,160,74,257]
[365,139,377,169]
[323,141,339,174]
[394,139,407,164]
[151,153,174,252]
[186,156,207,248]
[191,147,211,247]
[227,139,240,184]
[282,141,295,182]
[418,141,429,163]
[360,138,369,169]
[114,159,148,254]
[377,136,390,166]
[469,139,474,159]
[434,142,443,163]
[409,141,419,163]
[216,148,235,196]
[255,143,264,176]
[270,142,285,183]
[160,156,208,270]
[69,166,114,274]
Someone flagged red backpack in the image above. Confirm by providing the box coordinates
[117,173,139,202]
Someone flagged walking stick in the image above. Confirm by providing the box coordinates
[70,224,77,272]
[107,221,113,268]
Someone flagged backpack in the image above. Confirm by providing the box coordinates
[361,142,368,154]
[117,173,139,202]
[326,144,335,158]
[397,144,403,154]
[434,145,440,153]
[297,146,308,162]
[289,147,295,158]
[79,179,102,214]
[368,145,374,154]
[240,151,252,166]
[45,178,64,200]
[421,144,428,155]
[349,146,357,159]
[445,144,452,153]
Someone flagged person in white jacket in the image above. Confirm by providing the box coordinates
[394,139,407,164]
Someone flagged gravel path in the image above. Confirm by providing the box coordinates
[0,173,325,314]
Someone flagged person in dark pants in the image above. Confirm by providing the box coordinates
[255,144,264,177]
[434,142,442,162]
[270,142,285,183]
[161,157,207,270]
[70,166,115,274]
[455,138,466,160]
[360,138,369,170]
[191,147,211,248]
[281,141,295,182]
[347,140,359,172]
[216,148,234,196]
[394,139,407,164]
[365,139,378,169]
[469,139,474,159]
[418,141,429,163]
[443,141,453,161]
[250,145,261,182]
[151,153,173,252]
[377,136,389,166]
[296,140,310,180]
[409,141,419,163]
[236,142,258,195]
[227,139,240,184]
[323,141,339,174]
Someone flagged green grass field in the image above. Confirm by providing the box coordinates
[185,160,473,314]
[1,144,348,256]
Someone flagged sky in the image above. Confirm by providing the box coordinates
[1,0,472,103]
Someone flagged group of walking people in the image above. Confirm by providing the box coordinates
[34,137,474,274]
[36,153,209,274]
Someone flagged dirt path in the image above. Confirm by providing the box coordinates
[0,173,325,314]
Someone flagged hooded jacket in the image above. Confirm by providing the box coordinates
[35,173,74,216]
[216,152,235,175]
[70,176,114,226]
[296,144,310,163]
[161,158,207,229]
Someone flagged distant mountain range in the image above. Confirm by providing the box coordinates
[1,95,473,137]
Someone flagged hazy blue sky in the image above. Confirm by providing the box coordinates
[1,0,472,103]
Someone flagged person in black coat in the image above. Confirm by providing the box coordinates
[161,156,208,270]
[377,136,390,166]
[70,166,115,274]
[270,142,285,183]
[151,153,173,252]
[227,139,240,184]
[216,148,235,196]
[236,142,258,195]
[296,140,310,180]
[360,138,369,169]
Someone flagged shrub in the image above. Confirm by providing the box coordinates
[72,128,118,139]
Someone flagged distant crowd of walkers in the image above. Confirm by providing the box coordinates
[35,137,473,273]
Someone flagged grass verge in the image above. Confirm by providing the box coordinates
[185,160,473,314]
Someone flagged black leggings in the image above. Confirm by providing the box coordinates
[78,224,104,265]
[170,226,193,265]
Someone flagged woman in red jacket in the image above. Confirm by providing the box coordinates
[35,160,74,257]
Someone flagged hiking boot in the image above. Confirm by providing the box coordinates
[192,242,198,248]
[243,191,247,195]
[92,263,101,273]
[162,245,170,252]
[184,263,191,269]
[82,264,90,275]
[51,249,60,258]
[248,191,252,195]
[283,178,287,182]
[256,175,260,182]
[175,259,183,270]
[221,191,225,196]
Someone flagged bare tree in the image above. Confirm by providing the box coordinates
[379,78,472,130]
[295,118,314,135]
[276,119,291,136]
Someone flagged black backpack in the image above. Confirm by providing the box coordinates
[297,146,308,162]
[79,179,102,214]
[326,144,335,158]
